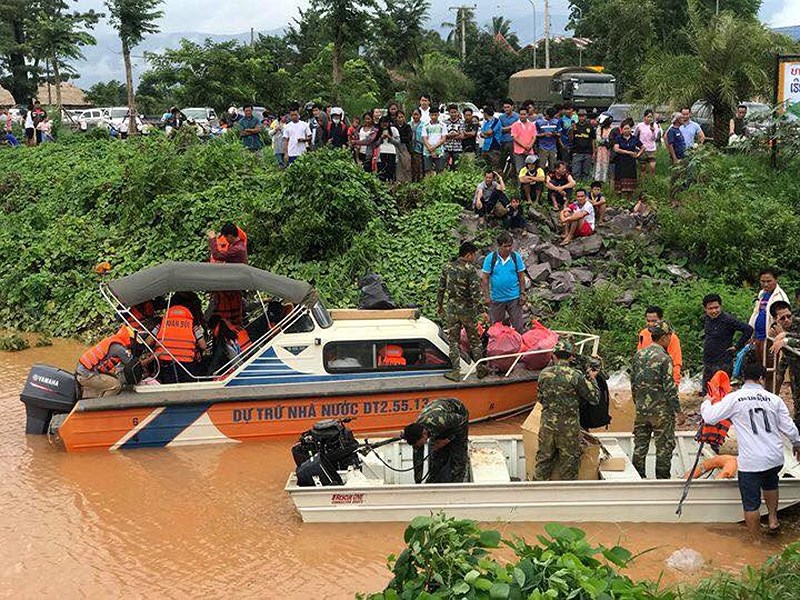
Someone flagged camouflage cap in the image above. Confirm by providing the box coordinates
[648,319,673,340]
[553,338,574,356]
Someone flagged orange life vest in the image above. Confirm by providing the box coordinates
[157,305,198,363]
[696,370,732,452]
[210,227,247,263]
[79,326,133,375]
[378,344,406,367]
[687,455,738,480]
[212,318,252,352]
[212,290,243,326]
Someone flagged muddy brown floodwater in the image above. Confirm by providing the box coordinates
[0,342,794,599]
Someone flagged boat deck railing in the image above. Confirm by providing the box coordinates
[461,330,600,381]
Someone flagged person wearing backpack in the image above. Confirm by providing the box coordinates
[481,231,527,333]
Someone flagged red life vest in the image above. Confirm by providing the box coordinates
[157,305,197,363]
[697,370,732,452]
[378,344,406,367]
[79,326,133,375]
[212,318,252,352]
[210,227,247,263]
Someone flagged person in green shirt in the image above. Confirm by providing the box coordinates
[236,105,263,152]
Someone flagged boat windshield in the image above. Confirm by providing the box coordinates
[312,302,332,329]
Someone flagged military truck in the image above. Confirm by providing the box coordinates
[508,67,616,113]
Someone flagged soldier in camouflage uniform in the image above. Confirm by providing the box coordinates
[403,397,470,483]
[534,339,599,481]
[770,301,800,427]
[437,241,488,381]
[631,320,682,479]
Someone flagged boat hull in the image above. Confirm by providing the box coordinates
[56,378,537,451]
[286,433,800,523]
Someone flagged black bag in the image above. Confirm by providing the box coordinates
[579,373,611,430]
[358,273,396,310]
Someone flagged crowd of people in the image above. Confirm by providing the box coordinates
[0,101,54,147]
[433,232,800,533]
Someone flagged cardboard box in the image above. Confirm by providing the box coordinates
[521,403,601,481]
[599,456,627,472]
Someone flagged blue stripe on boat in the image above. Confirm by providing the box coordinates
[225,370,445,386]
[121,403,212,449]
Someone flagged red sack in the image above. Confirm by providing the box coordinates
[459,322,485,355]
[486,322,523,373]
[520,321,559,371]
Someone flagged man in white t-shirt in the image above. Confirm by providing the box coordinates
[701,355,800,536]
[419,95,431,124]
[559,188,595,246]
[282,106,312,166]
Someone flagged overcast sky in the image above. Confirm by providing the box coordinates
[77,0,798,37]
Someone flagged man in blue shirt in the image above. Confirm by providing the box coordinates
[481,231,526,333]
[236,105,263,152]
[498,99,519,177]
[557,103,575,164]
[535,106,559,172]
[679,106,705,147]
[665,113,686,163]
[481,103,502,169]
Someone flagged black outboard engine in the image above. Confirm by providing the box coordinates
[293,419,361,487]
[19,364,79,434]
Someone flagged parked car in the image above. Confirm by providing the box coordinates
[690,100,771,140]
[181,107,219,126]
[73,107,105,130]
[100,106,150,134]
[605,103,670,129]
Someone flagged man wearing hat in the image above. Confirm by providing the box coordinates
[569,109,595,183]
[535,339,599,481]
[518,154,546,204]
[402,397,470,484]
[631,320,684,479]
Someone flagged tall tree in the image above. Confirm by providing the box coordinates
[406,51,472,104]
[638,6,777,145]
[464,32,523,105]
[441,6,478,59]
[371,0,430,70]
[314,0,375,90]
[0,0,36,102]
[86,79,128,106]
[31,0,100,109]
[104,0,163,134]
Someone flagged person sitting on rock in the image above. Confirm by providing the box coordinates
[546,161,576,211]
[559,188,595,246]
[589,181,606,223]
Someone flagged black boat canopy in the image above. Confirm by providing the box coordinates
[106,261,314,306]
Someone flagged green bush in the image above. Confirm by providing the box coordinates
[657,149,800,285]
[360,513,667,600]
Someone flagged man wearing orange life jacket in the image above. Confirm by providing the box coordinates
[637,305,682,384]
[153,300,207,384]
[75,325,136,398]
[208,222,248,326]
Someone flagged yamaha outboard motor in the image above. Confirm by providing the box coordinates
[293,419,361,487]
[19,364,79,434]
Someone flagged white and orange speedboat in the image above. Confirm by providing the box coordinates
[20,261,598,451]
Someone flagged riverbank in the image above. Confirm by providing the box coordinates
[3,133,796,371]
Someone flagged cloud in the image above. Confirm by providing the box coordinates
[763,0,800,27]
[75,0,307,34]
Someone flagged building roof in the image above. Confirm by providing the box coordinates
[0,84,15,107]
[37,82,90,107]
[493,33,517,53]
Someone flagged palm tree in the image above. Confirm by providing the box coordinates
[105,0,163,135]
[486,15,520,49]
[638,3,778,146]
[441,7,476,54]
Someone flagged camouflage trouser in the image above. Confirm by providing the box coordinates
[632,409,676,479]
[446,312,483,376]
[426,427,470,483]
[777,358,800,426]
[534,421,582,481]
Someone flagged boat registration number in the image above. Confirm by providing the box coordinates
[331,493,365,505]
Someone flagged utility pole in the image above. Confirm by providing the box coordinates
[526,0,537,68]
[449,5,476,62]
[543,0,550,68]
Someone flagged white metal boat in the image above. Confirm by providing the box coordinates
[286,432,800,523]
